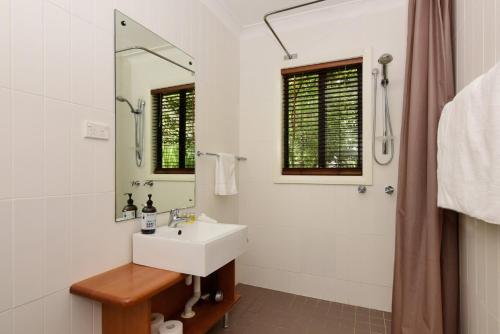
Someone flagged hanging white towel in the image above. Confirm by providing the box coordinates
[437,62,500,225]
[215,153,237,195]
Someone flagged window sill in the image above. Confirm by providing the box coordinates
[148,174,195,182]
[282,168,362,176]
[273,174,371,185]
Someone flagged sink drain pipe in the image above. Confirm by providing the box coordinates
[182,275,200,318]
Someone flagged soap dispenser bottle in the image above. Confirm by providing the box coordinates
[141,194,157,234]
[122,193,137,220]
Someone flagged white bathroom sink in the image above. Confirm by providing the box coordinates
[132,222,248,277]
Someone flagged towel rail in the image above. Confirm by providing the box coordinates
[196,151,247,161]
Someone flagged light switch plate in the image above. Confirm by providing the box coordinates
[84,121,110,140]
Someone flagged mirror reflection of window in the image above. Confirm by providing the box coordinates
[152,84,195,174]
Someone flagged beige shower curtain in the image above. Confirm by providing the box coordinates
[392,0,459,334]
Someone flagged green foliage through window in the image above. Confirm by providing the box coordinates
[282,59,363,176]
[152,84,195,174]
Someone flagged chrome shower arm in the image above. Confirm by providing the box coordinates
[263,0,326,60]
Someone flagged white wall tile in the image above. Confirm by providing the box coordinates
[71,104,95,194]
[94,117,114,193]
[11,0,43,94]
[0,310,12,334]
[88,193,116,272]
[459,215,500,331]
[44,2,71,101]
[70,16,95,106]
[44,290,70,334]
[299,228,336,278]
[0,89,11,200]
[240,225,301,272]
[338,280,392,311]
[12,92,44,197]
[336,234,393,287]
[477,221,487,303]
[0,0,11,88]
[457,2,500,329]
[463,0,474,84]
[13,299,43,334]
[0,201,12,313]
[45,98,72,196]
[94,30,114,112]
[71,0,94,23]
[485,224,498,319]
[70,195,99,281]
[12,199,44,306]
[498,227,500,321]
[483,0,496,70]
[47,0,70,11]
[237,264,292,293]
[95,0,115,32]
[497,0,500,61]
[114,0,133,18]
[488,313,499,334]
[45,197,71,294]
[287,272,333,301]
[455,0,465,91]
[470,0,484,79]
[70,295,93,334]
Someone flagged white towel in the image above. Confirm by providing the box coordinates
[437,62,500,225]
[215,153,237,195]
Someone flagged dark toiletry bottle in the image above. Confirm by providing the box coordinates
[122,193,137,220]
[141,194,157,234]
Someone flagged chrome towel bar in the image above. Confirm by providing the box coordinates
[196,150,247,161]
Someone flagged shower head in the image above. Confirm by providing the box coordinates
[378,53,393,87]
[378,53,393,65]
[116,96,140,114]
[116,96,128,103]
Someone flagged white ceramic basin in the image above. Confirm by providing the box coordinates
[132,222,248,277]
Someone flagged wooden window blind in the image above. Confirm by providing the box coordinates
[151,83,195,174]
[282,58,363,176]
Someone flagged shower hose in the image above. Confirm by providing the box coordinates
[372,69,394,166]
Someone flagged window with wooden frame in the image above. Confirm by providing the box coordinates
[151,83,195,174]
[282,58,363,176]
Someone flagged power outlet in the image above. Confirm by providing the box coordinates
[84,121,110,140]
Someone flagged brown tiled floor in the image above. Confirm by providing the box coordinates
[208,284,392,334]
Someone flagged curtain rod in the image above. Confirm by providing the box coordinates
[263,0,326,60]
[116,46,195,74]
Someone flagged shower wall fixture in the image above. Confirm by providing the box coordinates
[264,0,326,60]
[116,96,145,167]
[372,53,395,165]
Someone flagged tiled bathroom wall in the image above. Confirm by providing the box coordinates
[0,0,240,333]
[454,0,500,332]
[237,0,407,312]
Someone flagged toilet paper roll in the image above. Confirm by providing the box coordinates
[150,313,165,334]
[159,320,183,334]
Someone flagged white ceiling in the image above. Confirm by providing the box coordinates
[219,0,355,27]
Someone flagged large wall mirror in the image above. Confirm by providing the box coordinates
[114,10,196,222]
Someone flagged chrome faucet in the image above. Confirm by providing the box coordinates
[168,209,189,228]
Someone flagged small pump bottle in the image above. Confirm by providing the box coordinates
[122,193,137,220]
[141,194,157,234]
